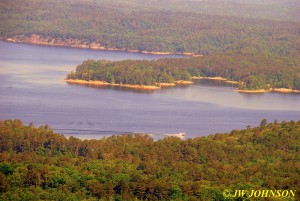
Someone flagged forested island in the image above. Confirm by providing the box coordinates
[66,51,300,91]
[0,119,299,200]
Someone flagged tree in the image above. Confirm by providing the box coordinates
[260,119,268,127]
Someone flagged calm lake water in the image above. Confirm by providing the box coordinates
[0,41,299,139]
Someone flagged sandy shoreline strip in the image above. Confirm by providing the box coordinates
[235,88,300,93]
[65,79,110,86]
[158,83,176,87]
[65,79,161,90]
[224,80,240,84]
[65,79,193,90]
[202,76,227,81]
[175,80,194,84]
[192,76,240,84]
[234,89,271,93]
[272,88,300,93]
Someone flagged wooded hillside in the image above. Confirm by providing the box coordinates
[0,119,299,200]
[1,0,299,55]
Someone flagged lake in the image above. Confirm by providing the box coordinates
[0,41,299,139]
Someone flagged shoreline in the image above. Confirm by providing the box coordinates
[65,79,161,90]
[175,80,194,85]
[192,76,240,84]
[65,79,193,90]
[2,35,202,57]
[272,88,300,93]
[192,76,300,94]
[235,88,300,94]
[234,89,271,93]
[66,78,300,93]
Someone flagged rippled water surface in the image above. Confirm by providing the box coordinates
[0,41,299,139]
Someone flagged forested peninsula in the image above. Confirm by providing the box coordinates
[0,119,299,200]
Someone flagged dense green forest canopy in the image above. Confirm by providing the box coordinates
[0,119,299,200]
[1,0,300,55]
[67,51,300,90]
